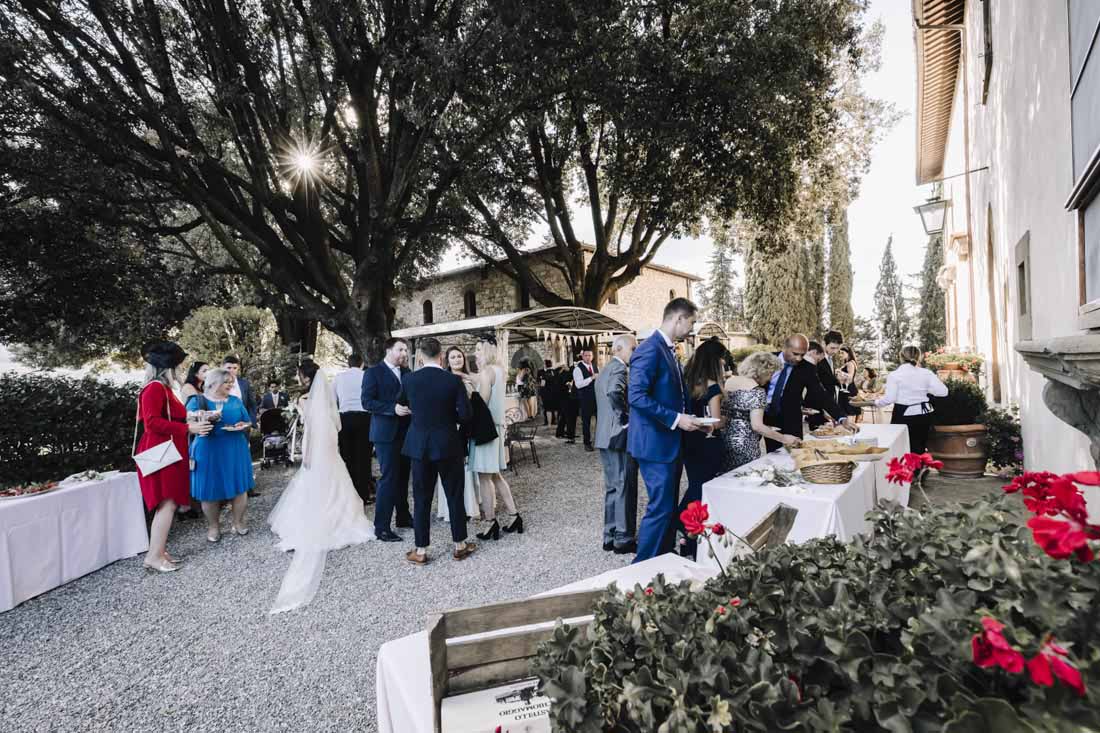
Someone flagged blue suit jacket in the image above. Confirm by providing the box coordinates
[398,367,472,461]
[236,377,258,425]
[362,361,411,444]
[627,333,688,464]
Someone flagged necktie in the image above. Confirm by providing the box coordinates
[769,364,791,416]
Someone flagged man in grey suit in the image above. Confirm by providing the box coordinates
[594,334,639,554]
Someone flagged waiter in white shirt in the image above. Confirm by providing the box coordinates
[334,352,375,504]
[573,348,599,452]
[875,345,949,453]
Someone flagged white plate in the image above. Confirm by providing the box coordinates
[221,424,251,432]
[697,417,720,425]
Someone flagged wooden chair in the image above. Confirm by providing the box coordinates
[426,502,798,730]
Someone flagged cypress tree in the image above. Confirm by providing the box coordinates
[917,233,947,352]
[745,234,812,345]
[873,237,910,367]
[701,238,739,329]
[827,207,855,338]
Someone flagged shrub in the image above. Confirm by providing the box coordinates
[985,405,1024,475]
[534,490,1100,731]
[177,305,299,387]
[924,349,984,381]
[932,377,989,426]
[728,343,774,364]
[0,372,138,486]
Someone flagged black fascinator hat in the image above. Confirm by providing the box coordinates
[141,340,188,370]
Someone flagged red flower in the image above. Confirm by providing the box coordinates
[885,457,914,486]
[644,587,654,596]
[1067,471,1100,486]
[729,597,742,607]
[788,674,803,703]
[716,605,727,615]
[711,522,726,536]
[1027,515,1097,562]
[625,591,634,599]
[1027,637,1085,696]
[972,617,1025,674]
[680,501,710,537]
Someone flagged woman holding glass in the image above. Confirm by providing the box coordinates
[678,340,727,554]
[471,340,522,540]
[432,346,481,522]
[186,366,255,543]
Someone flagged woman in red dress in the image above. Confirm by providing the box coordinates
[136,342,211,572]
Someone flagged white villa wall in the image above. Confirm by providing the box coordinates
[940,0,1091,472]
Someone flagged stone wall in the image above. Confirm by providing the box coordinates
[394,249,697,335]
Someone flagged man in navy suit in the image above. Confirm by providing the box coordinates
[628,298,706,563]
[362,337,414,541]
[397,337,476,565]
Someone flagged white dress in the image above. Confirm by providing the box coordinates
[268,372,374,614]
[433,459,481,522]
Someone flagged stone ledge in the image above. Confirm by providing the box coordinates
[1016,335,1100,466]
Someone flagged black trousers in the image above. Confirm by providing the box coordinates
[892,405,934,454]
[579,397,597,446]
[558,399,578,439]
[411,456,467,548]
[339,412,374,502]
[374,440,412,532]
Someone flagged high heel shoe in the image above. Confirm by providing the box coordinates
[143,558,179,573]
[476,520,501,541]
[502,515,524,535]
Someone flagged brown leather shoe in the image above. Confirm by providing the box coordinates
[453,543,477,561]
[406,549,429,565]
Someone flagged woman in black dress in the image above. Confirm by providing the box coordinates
[678,340,729,556]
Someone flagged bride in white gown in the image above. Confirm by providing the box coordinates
[268,364,375,614]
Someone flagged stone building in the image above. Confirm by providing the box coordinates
[912,0,1099,475]
[393,245,700,366]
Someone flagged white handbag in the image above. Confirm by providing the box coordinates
[132,383,185,476]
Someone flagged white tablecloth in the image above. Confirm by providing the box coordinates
[805,423,911,507]
[0,472,149,613]
[376,554,718,733]
[699,451,874,570]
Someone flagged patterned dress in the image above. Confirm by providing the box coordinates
[720,386,768,473]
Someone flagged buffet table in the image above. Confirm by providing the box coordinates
[805,423,911,506]
[0,472,149,613]
[376,554,718,733]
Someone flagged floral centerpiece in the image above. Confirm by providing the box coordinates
[534,463,1099,730]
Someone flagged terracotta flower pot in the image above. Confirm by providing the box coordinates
[928,424,989,478]
[936,367,976,383]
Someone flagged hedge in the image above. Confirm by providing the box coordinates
[0,371,138,486]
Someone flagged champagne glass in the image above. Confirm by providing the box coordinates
[704,405,717,439]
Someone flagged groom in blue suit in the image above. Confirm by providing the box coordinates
[362,337,414,542]
[628,298,705,562]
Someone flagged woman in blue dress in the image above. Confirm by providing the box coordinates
[679,340,729,557]
[186,366,255,543]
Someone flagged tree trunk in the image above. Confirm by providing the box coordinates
[273,309,319,356]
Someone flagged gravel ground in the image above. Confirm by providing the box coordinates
[0,430,652,732]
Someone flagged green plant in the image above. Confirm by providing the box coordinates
[932,377,989,426]
[728,343,774,364]
[0,372,138,486]
[985,405,1024,475]
[178,305,299,387]
[534,494,1100,731]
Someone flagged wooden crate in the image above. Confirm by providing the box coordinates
[427,502,798,731]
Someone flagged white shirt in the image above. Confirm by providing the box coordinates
[876,363,949,417]
[229,379,242,400]
[334,367,365,413]
[573,361,596,389]
[385,359,403,384]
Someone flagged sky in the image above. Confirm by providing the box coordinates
[442,0,930,321]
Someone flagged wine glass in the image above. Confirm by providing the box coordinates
[704,404,717,439]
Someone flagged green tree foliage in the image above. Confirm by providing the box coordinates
[701,234,741,330]
[806,232,827,335]
[917,233,948,353]
[827,207,856,338]
[744,227,819,345]
[851,314,879,366]
[177,307,296,387]
[874,238,911,367]
[457,0,868,309]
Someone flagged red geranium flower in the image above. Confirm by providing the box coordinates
[715,605,727,615]
[1067,471,1100,486]
[1027,637,1085,697]
[1027,515,1097,562]
[885,457,914,486]
[680,501,710,537]
[711,522,726,536]
[729,597,742,607]
[644,587,654,596]
[972,617,1025,674]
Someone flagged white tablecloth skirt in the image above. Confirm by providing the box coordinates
[804,423,911,507]
[375,554,718,733]
[699,451,874,570]
[0,472,149,613]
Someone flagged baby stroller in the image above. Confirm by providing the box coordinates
[259,408,292,469]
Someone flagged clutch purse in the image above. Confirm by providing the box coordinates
[132,382,185,476]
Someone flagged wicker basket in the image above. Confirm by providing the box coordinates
[800,460,855,484]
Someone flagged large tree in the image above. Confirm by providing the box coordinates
[917,233,947,353]
[0,0,540,359]
[454,0,867,309]
[873,237,910,366]
[827,207,855,338]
